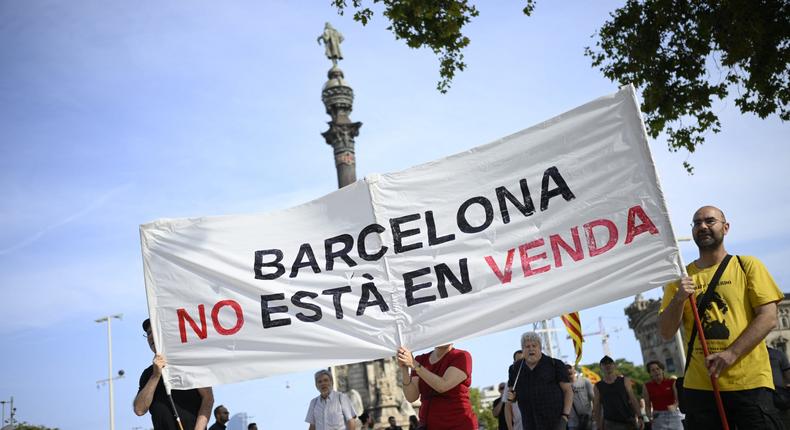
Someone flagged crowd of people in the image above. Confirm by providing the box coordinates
[133,205,788,430]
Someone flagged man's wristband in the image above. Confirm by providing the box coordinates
[414,362,422,370]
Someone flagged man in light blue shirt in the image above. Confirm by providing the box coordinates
[306,369,357,430]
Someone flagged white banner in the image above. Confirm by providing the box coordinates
[140,85,682,390]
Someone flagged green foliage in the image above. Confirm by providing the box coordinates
[332,0,788,172]
[332,0,536,93]
[469,386,498,430]
[15,423,60,430]
[586,0,790,173]
[584,358,650,396]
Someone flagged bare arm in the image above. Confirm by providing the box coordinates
[658,278,695,340]
[194,386,213,430]
[493,399,504,417]
[504,399,513,430]
[400,364,420,402]
[624,378,642,427]
[133,354,165,416]
[560,381,573,423]
[397,346,467,394]
[706,302,778,377]
[413,364,467,394]
[643,383,652,417]
[346,418,356,430]
[592,384,602,430]
[671,379,679,410]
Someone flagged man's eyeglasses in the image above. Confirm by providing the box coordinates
[691,218,724,228]
[143,331,152,338]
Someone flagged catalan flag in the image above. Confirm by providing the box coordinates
[580,366,601,384]
[561,312,583,365]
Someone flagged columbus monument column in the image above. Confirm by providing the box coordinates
[318,22,362,188]
[317,23,414,427]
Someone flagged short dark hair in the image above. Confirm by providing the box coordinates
[213,404,226,417]
[646,360,665,371]
[600,355,614,365]
[513,349,523,361]
[142,318,151,332]
[248,424,257,430]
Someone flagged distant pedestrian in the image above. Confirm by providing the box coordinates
[768,346,790,428]
[359,411,375,429]
[567,364,594,430]
[208,405,229,430]
[643,361,681,430]
[408,415,419,430]
[593,356,642,430]
[386,416,403,430]
[503,350,524,430]
[305,369,357,430]
[248,423,258,430]
[492,382,508,430]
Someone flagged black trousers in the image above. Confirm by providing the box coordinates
[683,387,784,430]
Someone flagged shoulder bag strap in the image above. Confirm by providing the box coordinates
[683,254,732,373]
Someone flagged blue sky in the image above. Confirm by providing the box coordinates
[1,1,788,429]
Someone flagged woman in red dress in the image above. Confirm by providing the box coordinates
[397,344,478,430]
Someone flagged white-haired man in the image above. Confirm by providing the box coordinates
[507,332,573,430]
[305,369,357,430]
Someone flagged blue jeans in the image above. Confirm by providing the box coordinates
[651,410,682,430]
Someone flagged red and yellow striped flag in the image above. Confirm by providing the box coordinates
[561,312,583,365]
[580,366,601,384]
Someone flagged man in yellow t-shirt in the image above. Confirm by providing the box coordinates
[658,206,783,429]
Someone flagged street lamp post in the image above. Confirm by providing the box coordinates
[96,313,122,430]
[1,396,15,428]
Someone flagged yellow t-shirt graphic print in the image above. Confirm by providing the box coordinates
[660,256,783,391]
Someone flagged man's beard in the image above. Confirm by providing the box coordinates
[694,231,723,250]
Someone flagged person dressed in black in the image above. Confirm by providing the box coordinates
[768,346,790,429]
[134,318,214,430]
[593,356,641,430]
[208,405,229,430]
[492,382,508,430]
[386,416,403,430]
[408,415,419,430]
[507,331,573,430]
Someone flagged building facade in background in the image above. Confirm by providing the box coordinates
[625,294,684,373]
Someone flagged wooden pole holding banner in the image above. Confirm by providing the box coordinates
[676,235,729,429]
[688,294,730,430]
[166,392,186,430]
[151,317,186,430]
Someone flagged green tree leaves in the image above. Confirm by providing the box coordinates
[469,386,498,430]
[333,1,537,93]
[332,0,788,172]
[587,0,789,173]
